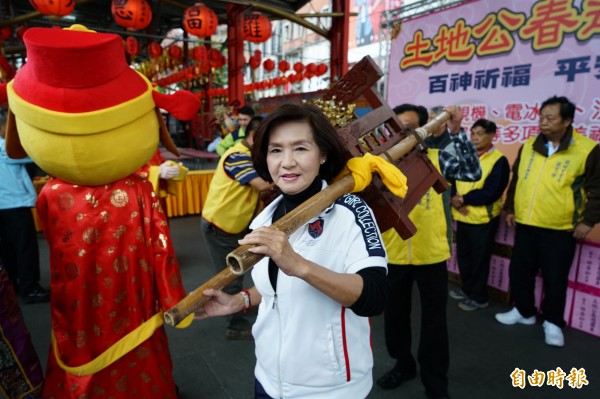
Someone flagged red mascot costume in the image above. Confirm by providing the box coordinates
[3,25,199,398]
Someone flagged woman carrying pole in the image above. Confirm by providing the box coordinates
[197,103,395,398]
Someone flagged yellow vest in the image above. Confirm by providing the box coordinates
[452,148,505,224]
[382,150,451,265]
[202,141,260,234]
[514,129,597,230]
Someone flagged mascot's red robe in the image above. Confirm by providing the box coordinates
[37,175,185,399]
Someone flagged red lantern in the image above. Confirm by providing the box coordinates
[253,49,262,63]
[111,0,152,31]
[243,12,272,43]
[125,36,140,56]
[168,45,183,61]
[183,3,218,37]
[29,0,74,16]
[218,54,227,68]
[0,27,11,41]
[208,48,221,62]
[278,60,290,73]
[306,63,317,75]
[147,42,163,58]
[249,56,260,70]
[316,63,328,76]
[263,59,275,72]
[293,62,304,73]
[191,46,207,61]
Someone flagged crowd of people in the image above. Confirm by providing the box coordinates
[1,92,599,399]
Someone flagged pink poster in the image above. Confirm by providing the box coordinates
[576,241,600,289]
[488,255,510,292]
[387,0,600,165]
[570,290,600,337]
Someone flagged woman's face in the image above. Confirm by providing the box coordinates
[267,121,326,195]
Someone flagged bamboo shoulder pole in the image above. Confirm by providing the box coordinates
[163,111,451,327]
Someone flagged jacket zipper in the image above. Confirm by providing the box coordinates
[526,157,547,222]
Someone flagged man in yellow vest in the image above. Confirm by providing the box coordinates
[377,104,481,399]
[201,116,272,339]
[449,119,510,311]
[495,96,600,347]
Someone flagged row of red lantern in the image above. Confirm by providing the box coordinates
[29,0,152,31]
[154,54,227,86]
[183,4,272,43]
[162,69,325,97]
[125,38,226,66]
[195,73,321,98]
[252,59,329,77]
[29,1,273,43]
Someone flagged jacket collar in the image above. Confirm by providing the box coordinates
[532,125,574,156]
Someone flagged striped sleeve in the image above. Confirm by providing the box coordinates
[223,152,259,185]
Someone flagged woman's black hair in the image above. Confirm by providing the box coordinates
[252,103,347,183]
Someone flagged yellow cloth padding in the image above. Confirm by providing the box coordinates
[148,165,161,193]
[339,153,408,198]
[175,313,194,329]
[51,312,164,376]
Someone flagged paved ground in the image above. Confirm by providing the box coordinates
[22,215,599,399]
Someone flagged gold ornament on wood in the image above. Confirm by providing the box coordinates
[308,97,356,128]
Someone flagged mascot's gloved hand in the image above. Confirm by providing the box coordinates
[159,161,181,179]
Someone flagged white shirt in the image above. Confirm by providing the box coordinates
[250,183,387,398]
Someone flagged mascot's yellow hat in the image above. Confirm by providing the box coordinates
[4,24,199,186]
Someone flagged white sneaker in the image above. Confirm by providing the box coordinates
[495,307,536,325]
[543,321,564,347]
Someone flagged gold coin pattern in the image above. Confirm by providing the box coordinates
[139,259,149,272]
[83,227,101,243]
[75,330,87,348]
[58,192,75,210]
[113,225,126,239]
[110,189,129,207]
[65,263,79,280]
[85,193,99,208]
[114,290,126,304]
[157,233,168,249]
[91,294,103,308]
[113,256,129,273]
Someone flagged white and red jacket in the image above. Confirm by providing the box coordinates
[250,184,387,398]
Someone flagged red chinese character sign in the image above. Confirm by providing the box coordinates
[243,12,272,43]
[183,3,218,38]
[111,0,152,31]
[29,0,74,16]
